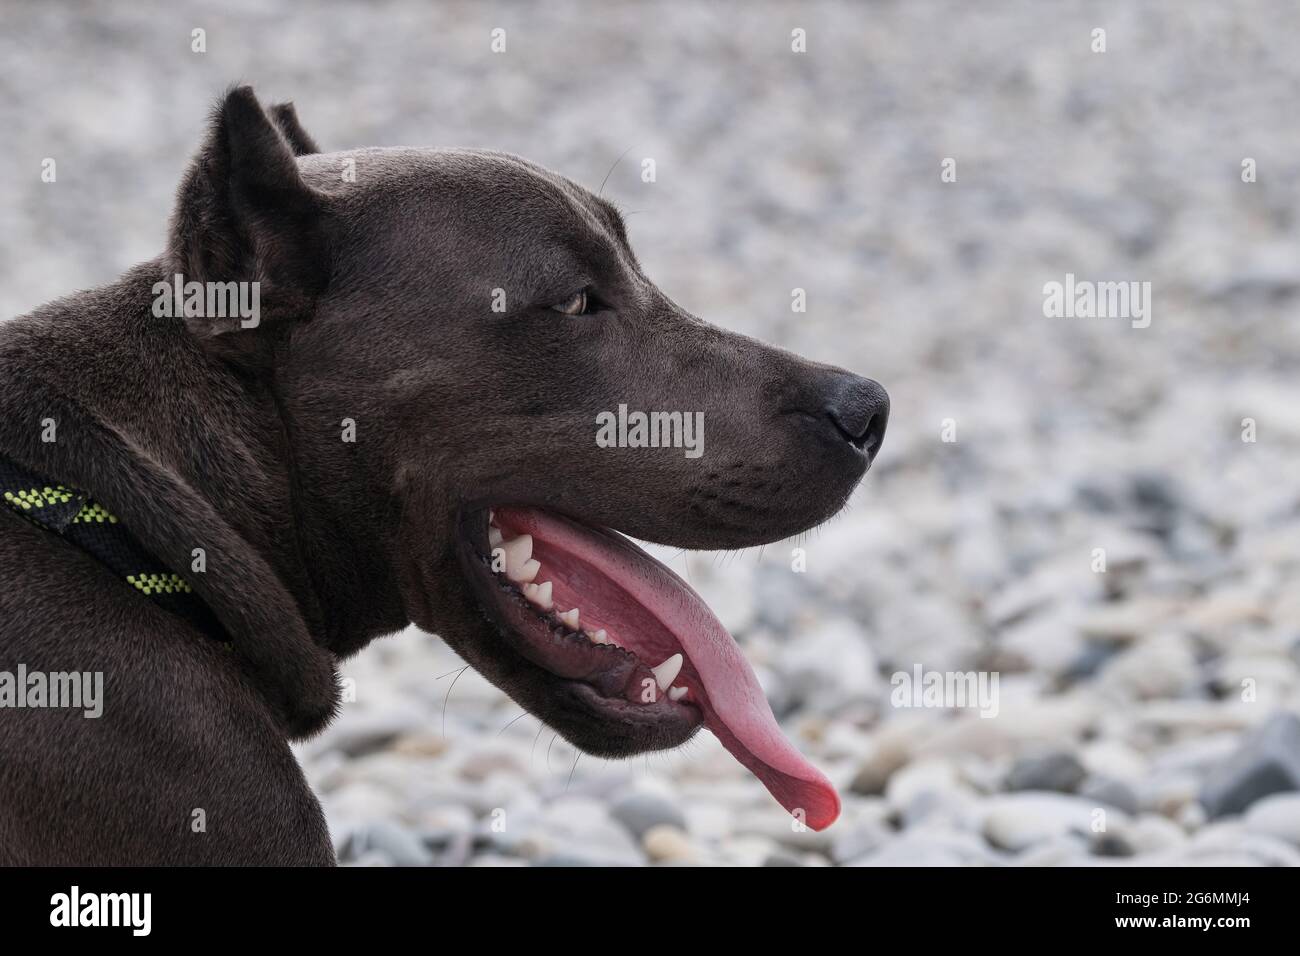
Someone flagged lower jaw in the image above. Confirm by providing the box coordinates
[455,508,703,754]
[562,683,702,757]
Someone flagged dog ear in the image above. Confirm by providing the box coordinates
[168,86,329,356]
[269,101,321,156]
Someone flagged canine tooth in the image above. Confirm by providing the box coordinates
[523,580,553,610]
[501,534,532,570]
[650,653,683,691]
[668,686,688,701]
[508,558,541,584]
[591,629,608,644]
[559,608,580,630]
[488,527,503,548]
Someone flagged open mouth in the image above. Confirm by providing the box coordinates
[458,505,840,831]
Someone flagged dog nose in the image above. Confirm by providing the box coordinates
[824,375,889,460]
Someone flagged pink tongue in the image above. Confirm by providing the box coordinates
[497,508,841,830]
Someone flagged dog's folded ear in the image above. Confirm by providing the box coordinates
[168,86,329,359]
[269,101,321,156]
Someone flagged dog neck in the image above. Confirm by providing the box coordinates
[0,260,405,667]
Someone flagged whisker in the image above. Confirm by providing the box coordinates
[497,711,529,736]
[598,145,635,197]
[531,722,546,768]
[440,665,469,739]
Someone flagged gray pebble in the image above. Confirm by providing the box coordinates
[1005,751,1087,793]
[609,791,688,841]
[1243,793,1300,847]
[350,820,435,867]
[1078,775,1141,815]
[1200,713,1300,818]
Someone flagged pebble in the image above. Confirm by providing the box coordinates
[830,818,894,864]
[1079,740,1148,783]
[1121,814,1188,855]
[776,616,882,711]
[717,834,782,868]
[1005,751,1087,793]
[610,790,689,841]
[848,738,911,796]
[311,710,419,760]
[1136,772,1201,818]
[1200,713,1300,818]
[1098,633,1199,701]
[733,809,836,853]
[345,821,434,867]
[1078,776,1140,815]
[982,794,1124,852]
[1243,793,1300,847]
[886,758,963,807]
[1017,835,1091,867]
[641,824,701,863]
[848,829,1003,867]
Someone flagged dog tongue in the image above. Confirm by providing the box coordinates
[497,508,841,830]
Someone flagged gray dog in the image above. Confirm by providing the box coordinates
[0,87,888,864]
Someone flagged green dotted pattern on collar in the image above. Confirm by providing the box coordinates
[1,453,226,642]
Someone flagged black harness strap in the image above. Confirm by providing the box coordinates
[0,453,227,642]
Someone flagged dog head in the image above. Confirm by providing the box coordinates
[173,87,888,828]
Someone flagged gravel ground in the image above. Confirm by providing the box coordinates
[3,1,1300,866]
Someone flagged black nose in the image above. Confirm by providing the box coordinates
[825,376,889,460]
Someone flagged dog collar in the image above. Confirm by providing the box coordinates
[0,453,226,641]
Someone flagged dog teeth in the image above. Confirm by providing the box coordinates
[650,653,683,691]
[590,629,609,644]
[509,558,541,584]
[559,607,580,630]
[488,527,503,548]
[523,580,553,610]
[501,534,532,569]
[668,686,688,702]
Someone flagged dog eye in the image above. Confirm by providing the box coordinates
[551,289,591,316]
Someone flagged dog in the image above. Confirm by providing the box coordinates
[0,87,888,864]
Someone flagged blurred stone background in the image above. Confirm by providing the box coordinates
[3,0,1299,865]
